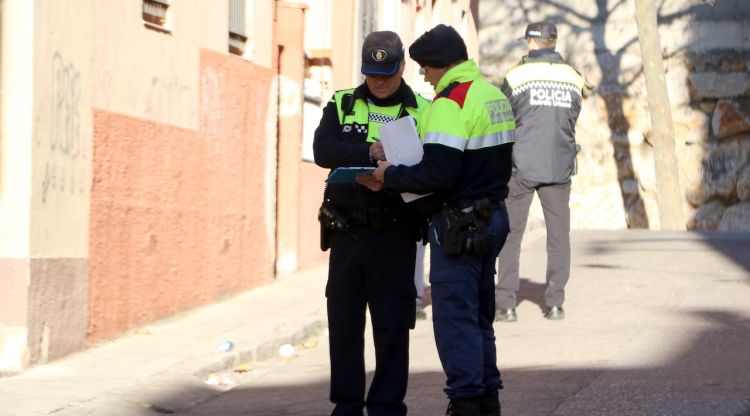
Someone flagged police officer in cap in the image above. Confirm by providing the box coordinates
[494,22,585,323]
[365,24,515,416]
[313,30,429,416]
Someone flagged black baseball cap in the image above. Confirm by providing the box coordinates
[518,21,558,41]
[361,31,404,77]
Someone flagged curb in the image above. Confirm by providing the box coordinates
[193,318,327,379]
[80,318,330,416]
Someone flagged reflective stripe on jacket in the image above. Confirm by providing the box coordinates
[313,82,429,215]
[501,50,583,184]
[333,88,428,143]
[385,59,515,203]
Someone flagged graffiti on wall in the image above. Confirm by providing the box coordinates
[145,75,193,123]
[41,52,87,204]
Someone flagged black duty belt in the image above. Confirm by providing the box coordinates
[349,206,405,230]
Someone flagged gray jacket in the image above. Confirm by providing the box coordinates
[501,49,583,184]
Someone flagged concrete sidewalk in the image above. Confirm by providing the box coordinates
[1,230,749,416]
[0,264,330,416]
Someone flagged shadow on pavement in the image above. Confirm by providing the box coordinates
[139,231,750,416]
[576,232,750,283]
[517,277,547,313]
[149,308,750,416]
[697,232,750,274]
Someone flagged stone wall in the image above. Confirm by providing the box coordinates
[478,0,750,231]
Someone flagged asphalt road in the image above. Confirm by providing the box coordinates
[176,231,750,416]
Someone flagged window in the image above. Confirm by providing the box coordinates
[228,0,248,56]
[143,0,171,32]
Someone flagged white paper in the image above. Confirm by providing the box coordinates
[378,116,431,203]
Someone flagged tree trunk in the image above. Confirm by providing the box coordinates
[634,0,686,230]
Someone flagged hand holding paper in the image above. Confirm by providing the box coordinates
[377,116,430,202]
[369,141,386,161]
[378,117,423,166]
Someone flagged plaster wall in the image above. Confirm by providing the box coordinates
[276,3,306,273]
[90,0,231,131]
[2,0,284,369]
[0,0,33,373]
[0,260,28,327]
[19,0,248,364]
[253,0,275,68]
[89,50,276,342]
[82,1,278,342]
[296,0,335,269]
[26,0,278,349]
[27,259,88,363]
[0,0,32,257]
[31,0,94,258]
[331,0,358,90]
[0,259,30,373]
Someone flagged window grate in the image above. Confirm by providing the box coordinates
[229,33,248,54]
[143,0,170,28]
[228,0,247,55]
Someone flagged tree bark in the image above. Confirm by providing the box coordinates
[634,0,686,230]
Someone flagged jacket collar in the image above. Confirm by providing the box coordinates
[524,49,564,63]
[353,80,418,108]
[435,59,480,95]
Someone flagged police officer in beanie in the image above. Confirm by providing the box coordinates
[494,22,585,323]
[364,24,515,416]
[313,30,429,416]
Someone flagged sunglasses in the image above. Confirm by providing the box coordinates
[419,67,425,75]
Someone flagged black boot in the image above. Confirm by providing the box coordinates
[479,390,501,416]
[446,397,481,416]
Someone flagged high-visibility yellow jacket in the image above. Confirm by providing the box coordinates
[385,60,515,203]
[314,81,429,215]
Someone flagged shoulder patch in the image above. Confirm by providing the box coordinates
[435,81,472,109]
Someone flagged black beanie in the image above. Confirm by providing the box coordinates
[408,24,468,68]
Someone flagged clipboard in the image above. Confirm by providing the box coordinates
[325,167,376,184]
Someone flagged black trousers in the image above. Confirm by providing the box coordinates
[327,226,417,416]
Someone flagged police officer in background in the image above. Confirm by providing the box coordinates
[364,24,515,416]
[494,22,585,322]
[313,30,429,416]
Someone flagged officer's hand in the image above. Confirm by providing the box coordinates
[356,174,383,192]
[369,142,386,161]
[374,160,391,182]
